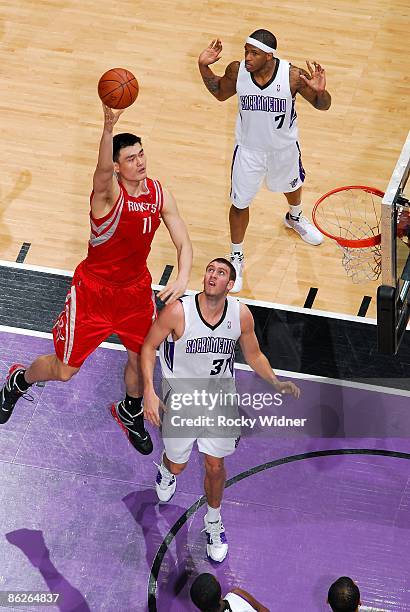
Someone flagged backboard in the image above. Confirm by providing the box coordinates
[377,131,410,354]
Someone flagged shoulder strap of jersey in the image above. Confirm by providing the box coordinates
[89,185,125,245]
[151,179,164,213]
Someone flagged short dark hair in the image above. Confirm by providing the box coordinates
[207,258,236,282]
[190,573,221,611]
[249,29,277,51]
[328,577,360,612]
[113,133,142,162]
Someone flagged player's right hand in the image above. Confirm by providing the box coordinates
[198,38,223,66]
[143,391,164,427]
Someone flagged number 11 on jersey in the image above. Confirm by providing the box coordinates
[143,216,152,234]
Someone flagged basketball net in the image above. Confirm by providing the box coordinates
[312,186,383,283]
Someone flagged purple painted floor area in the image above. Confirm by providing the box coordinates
[1,330,410,611]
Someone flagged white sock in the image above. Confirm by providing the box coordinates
[206,505,221,522]
[231,242,243,257]
[161,453,172,473]
[289,204,302,220]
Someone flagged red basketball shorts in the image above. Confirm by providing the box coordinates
[53,263,156,367]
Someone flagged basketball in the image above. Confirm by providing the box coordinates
[97,68,139,109]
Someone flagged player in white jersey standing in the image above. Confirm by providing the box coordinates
[198,29,332,292]
[141,258,300,562]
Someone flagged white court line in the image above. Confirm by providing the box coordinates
[234,362,410,398]
[1,325,408,398]
[0,259,73,277]
[0,259,376,324]
[0,324,126,351]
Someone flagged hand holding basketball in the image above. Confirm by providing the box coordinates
[98,68,139,109]
[102,104,123,132]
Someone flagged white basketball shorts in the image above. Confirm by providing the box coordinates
[230,141,305,209]
[163,436,237,464]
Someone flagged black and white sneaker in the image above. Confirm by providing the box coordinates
[154,454,177,502]
[203,515,228,562]
[110,401,153,455]
[0,364,30,425]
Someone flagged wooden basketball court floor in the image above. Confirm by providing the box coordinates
[1,4,410,611]
[0,0,409,318]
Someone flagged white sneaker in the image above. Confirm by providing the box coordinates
[284,213,324,245]
[203,515,228,562]
[154,456,176,502]
[230,253,244,293]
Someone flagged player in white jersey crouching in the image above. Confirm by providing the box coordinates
[198,29,332,292]
[141,258,300,562]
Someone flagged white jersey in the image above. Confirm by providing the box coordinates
[235,59,298,152]
[159,294,241,379]
[224,591,256,611]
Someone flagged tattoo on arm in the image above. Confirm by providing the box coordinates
[203,75,220,94]
[225,61,239,80]
[315,92,331,110]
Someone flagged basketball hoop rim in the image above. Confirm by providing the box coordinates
[312,185,384,248]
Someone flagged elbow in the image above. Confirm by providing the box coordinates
[316,93,331,111]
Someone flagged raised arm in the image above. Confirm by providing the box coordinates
[141,301,184,426]
[198,39,239,101]
[238,304,300,398]
[91,104,123,218]
[291,61,331,111]
[158,189,193,304]
[230,588,270,612]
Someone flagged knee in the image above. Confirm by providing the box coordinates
[56,360,80,382]
[204,458,225,478]
[230,204,248,216]
[168,461,187,476]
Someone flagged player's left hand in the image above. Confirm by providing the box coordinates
[157,278,187,304]
[299,61,326,94]
[275,380,301,399]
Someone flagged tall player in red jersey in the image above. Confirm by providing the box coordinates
[0,104,192,455]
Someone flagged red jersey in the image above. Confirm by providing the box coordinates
[84,178,163,286]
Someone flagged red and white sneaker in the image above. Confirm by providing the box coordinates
[0,364,29,425]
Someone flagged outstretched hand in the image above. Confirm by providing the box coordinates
[198,38,223,67]
[102,103,124,132]
[300,61,326,94]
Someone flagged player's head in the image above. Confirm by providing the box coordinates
[113,133,146,182]
[327,577,361,612]
[190,573,222,611]
[245,29,277,72]
[204,258,236,297]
